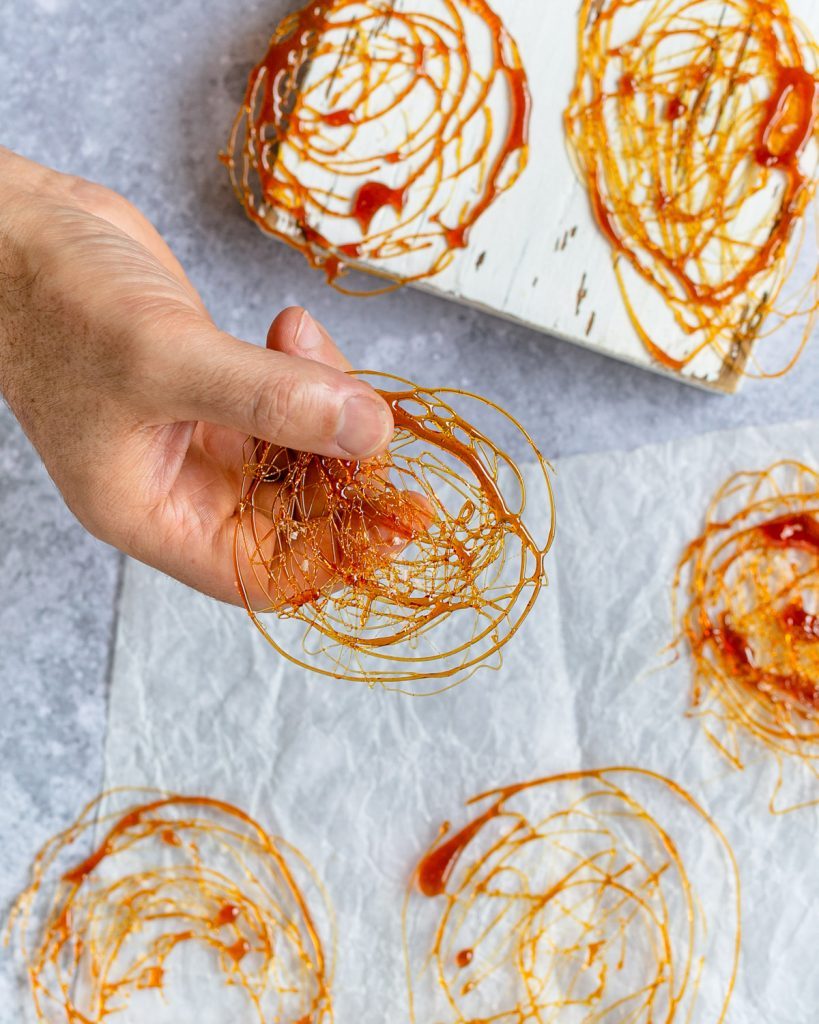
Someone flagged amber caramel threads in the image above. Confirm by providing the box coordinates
[224,0,530,291]
[7,791,334,1023]
[673,461,819,811]
[405,768,740,1023]
[234,372,555,693]
[565,0,818,380]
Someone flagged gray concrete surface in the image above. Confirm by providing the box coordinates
[0,0,816,1007]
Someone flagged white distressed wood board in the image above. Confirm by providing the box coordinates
[245,0,819,392]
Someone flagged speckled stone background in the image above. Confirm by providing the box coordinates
[0,0,816,1010]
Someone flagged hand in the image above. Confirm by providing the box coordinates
[0,148,395,604]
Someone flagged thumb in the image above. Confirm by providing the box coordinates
[160,325,394,459]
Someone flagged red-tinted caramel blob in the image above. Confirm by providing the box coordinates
[565,0,818,381]
[225,0,529,291]
[214,902,241,926]
[756,65,818,168]
[674,461,819,810]
[666,96,687,121]
[234,372,555,693]
[783,602,819,641]
[416,803,501,897]
[352,182,406,233]
[323,108,355,128]
[712,616,755,670]
[8,793,334,1023]
[455,948,473,968]
[137,966,165,990]
[405,768,740,1023]
[226,938,251,963]
[758,512,819,552]
[161,828,182,846]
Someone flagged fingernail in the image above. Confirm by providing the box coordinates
[337,394,393,458]
[294,310,324,354]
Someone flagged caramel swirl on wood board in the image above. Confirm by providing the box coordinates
[225,0,529,290]
[565,0,818,383]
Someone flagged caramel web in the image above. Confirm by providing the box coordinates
[225,0,529,291]
[405,767,740,1023]
[565,0,819,383]
[673,460,819,812]
[234,372,555,693]
[6,791,334,1023]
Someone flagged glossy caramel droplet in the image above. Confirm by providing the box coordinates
[324,108,356,127]
[417,804,500,897]
[713,616,755,670]
[443,223,470,250]
[352,181,406,233]
[666,96,687,120]
[783,603,819,642]
[215,903,241,927]
[456,948,474,968]
[227,938,251,963]
[758,512,819,553]
[136,966,164,990]
[755,66,818,170]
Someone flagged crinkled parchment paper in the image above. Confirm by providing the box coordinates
[95,418,819,1022]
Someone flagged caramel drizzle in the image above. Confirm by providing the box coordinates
[674,460,819,809]
[234,373,555,692]
[565,0,818,376]
[407,768,740,1023]
[225,0,530,290]
[7,792,334,1023]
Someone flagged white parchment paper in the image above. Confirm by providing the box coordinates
[103,419,819,1023]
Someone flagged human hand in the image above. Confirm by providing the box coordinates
[0,147,396,604]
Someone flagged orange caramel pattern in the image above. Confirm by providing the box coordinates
[7,792,333,1023]
[406,768,740,1023]
[225,0,529,290]
[674,460,819,810]
[566,0,818,380]
[235,372,555,692]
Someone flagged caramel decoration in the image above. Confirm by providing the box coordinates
[234,371,554,691]
[565,0,818,381]
[6,791,334,1023]
[673,460,819,811]
[405,768,740,1023]
[234,372,554,693]
[225,0,529,290]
